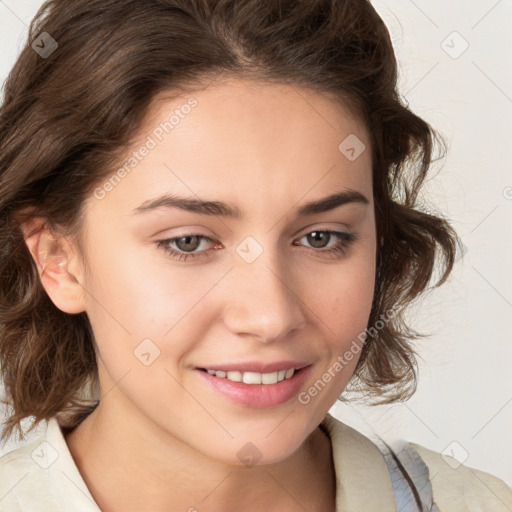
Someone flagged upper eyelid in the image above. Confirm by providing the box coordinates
[165,224,353,240]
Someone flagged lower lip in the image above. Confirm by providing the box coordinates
[195,366,312,408]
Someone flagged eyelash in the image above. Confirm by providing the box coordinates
[156,229,358,262]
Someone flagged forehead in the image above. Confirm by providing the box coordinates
[89,77,373,217]
[142,76,369,156]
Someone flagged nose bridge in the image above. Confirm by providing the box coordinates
[222,239,306,343]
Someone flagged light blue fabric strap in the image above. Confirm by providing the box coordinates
[381,442,441,512]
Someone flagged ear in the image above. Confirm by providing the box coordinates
[20,218,87,314]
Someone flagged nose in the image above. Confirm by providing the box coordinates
[221,248,307,344]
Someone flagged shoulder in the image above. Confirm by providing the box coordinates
[1,418,101,512]
[321,413,512,511]
[0,432,55,511]
[411,442,512,511]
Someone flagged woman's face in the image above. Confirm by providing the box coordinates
[76,77,376,464]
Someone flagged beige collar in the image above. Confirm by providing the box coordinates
[321,413,397,511]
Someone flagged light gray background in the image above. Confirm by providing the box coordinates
[1,0,511,488]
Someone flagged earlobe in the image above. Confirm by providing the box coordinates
[20,218,87,314]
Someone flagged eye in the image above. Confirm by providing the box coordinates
[157,229,358,262]
[157,234,217,262]
[294,230,358,258]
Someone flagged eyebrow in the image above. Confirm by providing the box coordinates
[132,189,369,218]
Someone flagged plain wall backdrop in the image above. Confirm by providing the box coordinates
[1,0,511,489]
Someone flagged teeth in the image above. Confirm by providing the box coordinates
[226,371,242,382]
[262,372,278,385]
[206,368,297,384]
[243,372,262,384]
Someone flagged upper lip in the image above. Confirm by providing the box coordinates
[198,361,312,373]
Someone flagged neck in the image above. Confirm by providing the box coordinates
[64,400,336,512]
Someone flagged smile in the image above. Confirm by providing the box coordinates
[196,364,313,408]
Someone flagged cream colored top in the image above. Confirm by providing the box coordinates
[0,413,510,511]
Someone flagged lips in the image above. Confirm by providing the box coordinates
[195,362,313,408]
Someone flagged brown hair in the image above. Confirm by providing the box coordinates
[0,0,458,441]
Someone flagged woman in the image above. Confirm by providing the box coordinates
[0,0,510,510]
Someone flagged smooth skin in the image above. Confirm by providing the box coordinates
[22,77,377,512]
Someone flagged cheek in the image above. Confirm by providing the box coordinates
[302,242,376,398]
[81,242,220,368]
[310,250,376,344]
